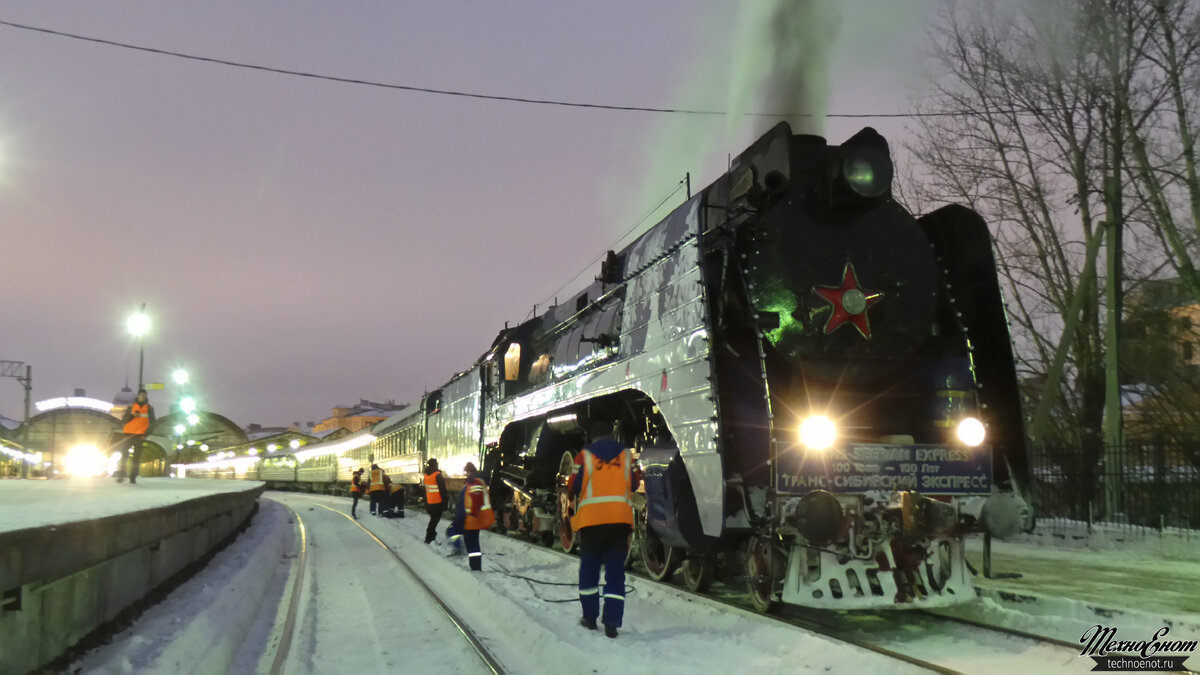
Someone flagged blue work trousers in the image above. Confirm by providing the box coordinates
[464,530,482,571]
[578,524,630,628]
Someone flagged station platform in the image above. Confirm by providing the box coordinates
[0,477,263,673]
[951,528,1200,646]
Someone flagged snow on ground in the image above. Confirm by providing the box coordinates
[947,532,1200,648]
[3,479,1198,673]
[0,476,261,533]
[66,490,925,674]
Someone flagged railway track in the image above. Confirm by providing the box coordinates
[261,494,1107,673]
[452,504,1088,673]
[270,497,506,674]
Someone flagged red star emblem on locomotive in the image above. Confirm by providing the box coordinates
[812,262,884,339]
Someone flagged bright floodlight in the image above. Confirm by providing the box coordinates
[290,439,301,449]
[173,369,189,385]
[187,413,200,426]
[174,423,186,435]
[799,415,837,451]
[64,444,107,477]
[127,311,151,337]
[957,417,986,447]
[180,397,196,414]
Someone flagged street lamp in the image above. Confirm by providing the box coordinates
[174,423,186,476]
[173,369,189,386]
[126,304,150,389]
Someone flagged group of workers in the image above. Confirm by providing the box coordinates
[349,419,637,639]
[349,464,405,519]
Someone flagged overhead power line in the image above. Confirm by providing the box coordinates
[530,180,688,318]
[1,18,960,119]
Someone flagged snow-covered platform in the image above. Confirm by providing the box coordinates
[948,530,1200,647]
[0,477,265,674]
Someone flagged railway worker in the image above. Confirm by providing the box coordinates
[117,388,155,484]
[423,458,448,544]
[367,464,389,516]
[453,462,494,571]
[350,468,365,519]
[569,420,639,639]
[387,481,406,519]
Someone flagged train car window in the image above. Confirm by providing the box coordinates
[427,391,442,415]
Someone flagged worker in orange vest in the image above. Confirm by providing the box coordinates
[117,388,155,484]
[350,468,365,519]
[367,464,388,516]
[423,458,448,544]
[386,480,406,519]
[568,420,639,639]
[451,462,494,571]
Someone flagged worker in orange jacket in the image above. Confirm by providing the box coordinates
[350,468,365,519]
[568,420,639,639]
[423,458,448,543]
[386,481,406,519]
[451,462,494,571]
[367,464,388,516]
[118,388,155,484]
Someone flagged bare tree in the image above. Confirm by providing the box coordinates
[906,0,1200,515]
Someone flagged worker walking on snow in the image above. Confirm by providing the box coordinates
[569,420,639,639]
[423,458,448,543]
[450,462,494,571]
[350,468,365,519]
[117,388,155,484]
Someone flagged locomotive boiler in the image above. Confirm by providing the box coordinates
[483,122,1031,610]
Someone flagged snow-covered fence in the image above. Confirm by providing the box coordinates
[1029,441,1200,541]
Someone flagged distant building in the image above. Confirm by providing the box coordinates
[1124,277,1200,375]
[312,399,407,433]
[1122,277,1200,440]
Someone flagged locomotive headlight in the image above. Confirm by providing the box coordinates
[799,415,837,451]
[956,417,986,447]
[838,128,894,199]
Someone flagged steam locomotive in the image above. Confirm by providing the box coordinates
[186,122,1032,610]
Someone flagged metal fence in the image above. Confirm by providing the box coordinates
[1029,440,1200,535]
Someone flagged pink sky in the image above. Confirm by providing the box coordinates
[0,1,936,427]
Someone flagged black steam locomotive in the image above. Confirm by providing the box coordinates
[187,121,1032,611]
[481,122,1031,610]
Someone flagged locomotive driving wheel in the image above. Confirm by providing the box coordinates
[638,503,680,582]
[746,536,782,613]
[557,451,578,552]
[682,555,716,593]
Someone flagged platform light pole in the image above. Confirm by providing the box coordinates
[174,423,186,476]
[127,304,150,390]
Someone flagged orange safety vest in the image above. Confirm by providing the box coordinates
[123,402,151,435]
[463,477,495,530]
[569,448,634,530]
[424,471,443,504]
[390,483,404,495]
[351,475,363,495]
[368,468,386,493]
